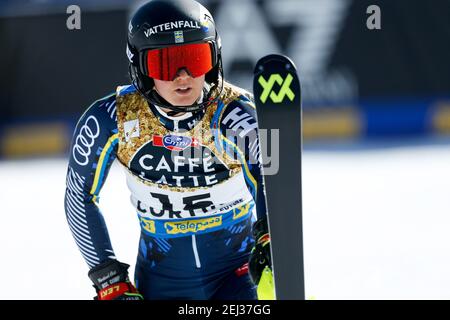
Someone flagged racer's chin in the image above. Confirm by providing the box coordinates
[171,89,197,106]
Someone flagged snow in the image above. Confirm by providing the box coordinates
[1,141,450,299]
[303,141,450,299]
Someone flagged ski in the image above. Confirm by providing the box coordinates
[253,54,305,300]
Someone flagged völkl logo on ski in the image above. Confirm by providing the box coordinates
[258,74,295,104]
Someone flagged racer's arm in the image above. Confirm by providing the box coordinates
[219,95,268,221]
[64,93,119,268]
[219,95,274,299]
[65,94,142,300]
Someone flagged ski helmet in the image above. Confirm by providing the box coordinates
[127,0,223,114]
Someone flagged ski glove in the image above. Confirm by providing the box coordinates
[88,259,143,300]
[249,218,275,300]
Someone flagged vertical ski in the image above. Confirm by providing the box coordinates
[253,54,305,300]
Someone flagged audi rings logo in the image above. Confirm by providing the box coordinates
[72,116,100,166]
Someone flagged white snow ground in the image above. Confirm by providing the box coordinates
[1,141,450,300]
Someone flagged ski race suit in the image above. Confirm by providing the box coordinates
[64,82,268,299]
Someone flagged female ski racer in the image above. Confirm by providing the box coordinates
[64,0,273,300]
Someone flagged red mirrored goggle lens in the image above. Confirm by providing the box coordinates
[145,43,214,81]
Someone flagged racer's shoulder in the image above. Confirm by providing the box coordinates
[218,82,258,128]
[76,90,120,129]
[116,84,138,97]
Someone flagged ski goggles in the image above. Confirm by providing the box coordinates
[144,43,214,81]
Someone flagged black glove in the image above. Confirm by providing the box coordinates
[249,218,272,285]
[88,259,143,300]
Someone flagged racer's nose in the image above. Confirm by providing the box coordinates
[174,68,193,81]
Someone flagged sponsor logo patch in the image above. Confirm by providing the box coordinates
[72,115,100,166]
[144,20,201,37]
[153,134,199,151]
[139,217,156,234]
[164,216,222,235]
[124,119,140,142]
[232,202,252,220]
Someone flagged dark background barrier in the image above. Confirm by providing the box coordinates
[0,0,449,158]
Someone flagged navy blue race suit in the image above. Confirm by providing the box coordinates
[64,83,267,299]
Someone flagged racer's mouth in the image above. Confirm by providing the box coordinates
[175,86,193,96]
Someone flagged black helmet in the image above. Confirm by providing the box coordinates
[127,0,223,114]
